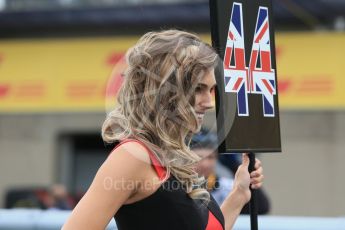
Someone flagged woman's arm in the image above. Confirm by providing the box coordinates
[220,154,264,230]
[218,154,270,214]
[62,142,152,230]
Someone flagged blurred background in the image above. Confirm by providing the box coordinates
[0,0,344,226]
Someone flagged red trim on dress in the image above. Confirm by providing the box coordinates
[206,210,224,230]
[116,139,167,180]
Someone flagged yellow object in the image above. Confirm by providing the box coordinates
[0,33,344,112]
[0,37,133,112]
[274,32,345,109]
[207,173,217,191]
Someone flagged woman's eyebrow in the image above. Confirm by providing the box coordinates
[197,83,208,89]
[197,83,217,89]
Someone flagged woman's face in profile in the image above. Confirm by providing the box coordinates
[193,68,216,127]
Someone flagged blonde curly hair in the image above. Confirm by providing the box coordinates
[102,29,218,202]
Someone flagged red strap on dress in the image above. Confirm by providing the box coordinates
[116,139,167,180]
[206,210,224,230]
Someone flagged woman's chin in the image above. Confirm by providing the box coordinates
[193,123,202,133]
[198,118,204,127]
[189,119,203,134]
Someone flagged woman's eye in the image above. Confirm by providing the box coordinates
[195,86,202,92]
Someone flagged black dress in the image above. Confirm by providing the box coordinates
[112,139,225,230]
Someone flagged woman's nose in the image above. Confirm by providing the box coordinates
[201,92,214,109]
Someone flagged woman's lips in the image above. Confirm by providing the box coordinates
[196,113,205,120]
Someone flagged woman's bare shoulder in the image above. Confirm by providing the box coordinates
[61,141,153,230]
[107,140,152,166]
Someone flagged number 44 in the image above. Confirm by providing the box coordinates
[223,2,276,117]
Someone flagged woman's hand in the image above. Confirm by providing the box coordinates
[232,154,264,204]
[220,154,264,230]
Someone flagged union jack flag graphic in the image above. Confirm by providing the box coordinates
[223,2,276,117]
[223,3,249,116]
[249,7,276,117]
